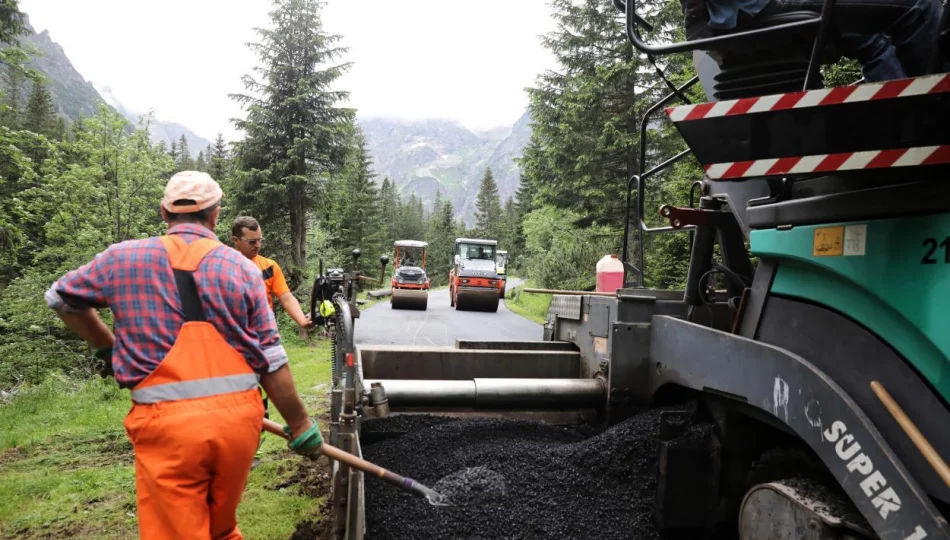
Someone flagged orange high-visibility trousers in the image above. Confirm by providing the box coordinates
[122,234,266,539]
[125,390,263,539]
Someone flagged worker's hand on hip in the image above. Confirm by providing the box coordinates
[283,417,323,457]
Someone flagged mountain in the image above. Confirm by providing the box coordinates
[19,17,105,122]
[359,110,533,225]
[15,18,210,154]
[97,85,211,154]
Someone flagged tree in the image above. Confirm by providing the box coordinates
[24,80,58,138]
[378,176,398,245]
[208,133,230,181]
[230,0,354,278]
[499,197,519,260]
[168,139,179,165]
[425,197,457,286]
[393,193,425,242]
[0,0,26,45]
[0,1,32,77]
[0,67,25,129]
[195,150,207,171]
[176,134,193,170]
[334,128,386,274]
[474,167,503,239]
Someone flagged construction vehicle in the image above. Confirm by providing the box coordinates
[495,249,509,299]
[319,2,950,539]
[390,240,430,310]
[448,237,504,312]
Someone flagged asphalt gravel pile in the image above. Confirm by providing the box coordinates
[433,466,507,506]
[362,406,699,540]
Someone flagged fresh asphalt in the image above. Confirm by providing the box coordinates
[353,278,543,346]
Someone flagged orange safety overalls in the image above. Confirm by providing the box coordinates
[123,235,265,540]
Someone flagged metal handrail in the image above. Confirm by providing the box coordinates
[615,0,837,285]
[620,77,698,286]
[615,0,822,57]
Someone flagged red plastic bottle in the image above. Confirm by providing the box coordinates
[596,254,624,293]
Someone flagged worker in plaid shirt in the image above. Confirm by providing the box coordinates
[45,171,325,540]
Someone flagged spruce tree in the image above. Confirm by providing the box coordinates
[522,0,692,227]
[168,140,179,165]
[378,176,398,244]
[230,0,353,274]
[336,128,385,274]
[208,133,230,181]
[425,198,456,286]
[23,80,57,138]
[474,167,503,239]
[395,194,425,241]
[0,67,24,129]
[176,134,193,170]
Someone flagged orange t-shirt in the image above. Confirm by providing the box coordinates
[253,254,290,309]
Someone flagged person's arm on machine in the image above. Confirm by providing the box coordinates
[270,262,315,329]
[277,292,314,329]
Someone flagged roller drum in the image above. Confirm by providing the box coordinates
[391,288,429,310]
[455,287,500,312]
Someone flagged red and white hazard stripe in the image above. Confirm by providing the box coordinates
[704,145,950,180]
[666,74,950,122]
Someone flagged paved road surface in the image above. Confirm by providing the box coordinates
[354,278,543,346]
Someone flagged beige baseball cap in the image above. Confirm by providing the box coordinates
[161,171,224,213]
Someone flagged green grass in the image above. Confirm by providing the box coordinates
[504,281,552,324]
[0,344,333,539]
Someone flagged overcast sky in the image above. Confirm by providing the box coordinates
[19,0,557,142]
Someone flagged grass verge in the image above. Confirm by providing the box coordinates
[504,281,552,324]
[0,344,332,540]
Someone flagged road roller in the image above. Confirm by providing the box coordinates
[449,238,504,312]
[390,240,430,310]
[318,1,950,538]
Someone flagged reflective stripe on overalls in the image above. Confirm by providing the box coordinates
[123,234,265,540]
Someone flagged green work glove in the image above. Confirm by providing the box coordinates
[93,347,114,378]
[283,418,323,458]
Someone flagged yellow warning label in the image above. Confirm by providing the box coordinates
[813,227,844,257]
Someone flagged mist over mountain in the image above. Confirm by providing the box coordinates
[359,110,532,225]
[16,18,210,154]
[96,85,211,153]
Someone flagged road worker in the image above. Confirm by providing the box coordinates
[230,216,314,328]
[230,215,315,468]
[45,171,324,540]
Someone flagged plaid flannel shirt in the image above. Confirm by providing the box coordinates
[45,223,288,389]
